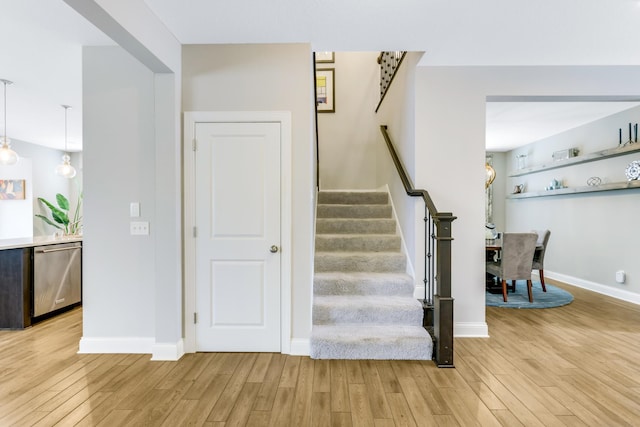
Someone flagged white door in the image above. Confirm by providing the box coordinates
[194,122,281,352]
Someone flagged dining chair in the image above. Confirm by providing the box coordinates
[486,232,538,302]
[532,229,551,292]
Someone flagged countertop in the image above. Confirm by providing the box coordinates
[0,235,82,251]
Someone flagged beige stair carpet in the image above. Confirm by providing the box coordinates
[310,191,432,360]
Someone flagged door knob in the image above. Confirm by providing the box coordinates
[270,245,279,253]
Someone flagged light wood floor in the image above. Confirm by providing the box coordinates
[2,280,640,426]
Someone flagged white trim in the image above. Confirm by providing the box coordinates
[151,339,185,361]
[183,111,293,354]
[546,271,640,305]
[454,322,489,338]
[289,338,311,356]
[78,337,155,354]
[383,183,415,279]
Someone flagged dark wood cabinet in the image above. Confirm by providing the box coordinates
[0,248,32,329]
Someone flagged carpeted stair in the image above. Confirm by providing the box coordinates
[310,190,433,360]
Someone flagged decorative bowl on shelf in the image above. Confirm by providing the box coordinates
[587,177,601,186]
[625,160,640,181]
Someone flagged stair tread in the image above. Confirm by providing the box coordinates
[318,191,389,205]
[314,271,412,280]
[314,295,421,308]
[315,251,403,256]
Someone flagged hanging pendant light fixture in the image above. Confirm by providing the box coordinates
[55,105,77,178]
[0,79,19,165]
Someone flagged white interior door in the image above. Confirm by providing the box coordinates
[195,121,281,352]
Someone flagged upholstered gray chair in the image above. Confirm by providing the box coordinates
[486,233,538,302]
[532,229,551,292]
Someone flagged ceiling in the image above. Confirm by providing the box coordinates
[0,1,112,152]
[486,101,640,151]
[3,1,640,153]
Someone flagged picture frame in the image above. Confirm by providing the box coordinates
[315,51,334,63]
[316,68,335,113]
[0,179,25,200]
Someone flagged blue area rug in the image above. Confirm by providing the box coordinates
[486,281,574,309]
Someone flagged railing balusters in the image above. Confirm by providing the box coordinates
[376,51,407,113]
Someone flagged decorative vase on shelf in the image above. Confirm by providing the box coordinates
[516,154,527,170]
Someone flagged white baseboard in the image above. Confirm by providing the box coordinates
[546,271,640,305]
[289,338,310,356]
[413,288,489,338]
[454,322,489,338]
[78,337,155,355]
[151,339,185,361]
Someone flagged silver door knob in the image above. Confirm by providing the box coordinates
[270,245,279,253]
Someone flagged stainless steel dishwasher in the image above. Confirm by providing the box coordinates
[33,242,82,317]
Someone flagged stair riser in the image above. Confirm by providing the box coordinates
[316,219,396,235]
[318,191,388,205]
[314,254,406,273]
[317,204,392,219]
[310,338,432,360]
[313,304,423,325]
[315,235,401,252]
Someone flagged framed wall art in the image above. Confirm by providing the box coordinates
[315,51,334,63]
[0,179,25,200]
[316,68,335,113]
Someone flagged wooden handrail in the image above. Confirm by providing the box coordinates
[379,125,438,214]
[379,125,456,367]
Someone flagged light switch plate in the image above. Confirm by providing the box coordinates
[130,202,140,218]
[130,221,149,235]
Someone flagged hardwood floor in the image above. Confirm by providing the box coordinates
[2,279,640,426]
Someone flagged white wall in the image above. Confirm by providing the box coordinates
[0,156,32,239]
[414,65,640,337]
[81,46,156,342]
[505,105,640,301]
[0,139,80,238]
[374,52,423,286]
[182,43,315,344]
[317,52,379,189]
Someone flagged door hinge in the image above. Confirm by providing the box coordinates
[193,312,197,324]
[193,226,197,238]
[192,138,197,151]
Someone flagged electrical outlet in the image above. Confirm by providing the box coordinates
[130,221,149,235]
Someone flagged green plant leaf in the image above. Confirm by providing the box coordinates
[38,197,69,226]
[56,193,70,211]
[34,214,64,231]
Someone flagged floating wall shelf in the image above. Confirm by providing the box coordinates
[508,143,640,177]
[507,180,640,199]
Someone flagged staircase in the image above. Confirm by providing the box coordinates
[310,190,433,360]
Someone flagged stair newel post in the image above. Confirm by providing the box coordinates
[433,212,456,368]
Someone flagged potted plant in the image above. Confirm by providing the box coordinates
[35,192,83,236]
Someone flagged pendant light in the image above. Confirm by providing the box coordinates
[0,79,19,165]
[55,105,76,178]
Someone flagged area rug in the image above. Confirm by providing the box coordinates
[486,281,574,309]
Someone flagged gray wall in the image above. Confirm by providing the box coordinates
[506,105,640,300]
[82,46,157,339]
[182,43,315,342]
[414,65,640,338]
